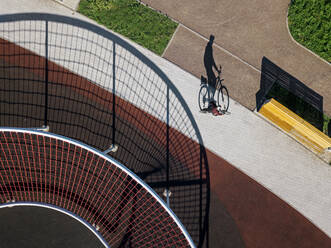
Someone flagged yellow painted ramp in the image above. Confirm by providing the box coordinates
[259,99,331,154]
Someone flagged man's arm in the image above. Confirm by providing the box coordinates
[211,47,219,72]
[212,60,218,72]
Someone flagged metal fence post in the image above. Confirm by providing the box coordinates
[44,20,49,127]
[166,85,170,206]
[112,42,116,145]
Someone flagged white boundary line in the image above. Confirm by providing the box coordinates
[0,128,196,248]
[0,202,110,248]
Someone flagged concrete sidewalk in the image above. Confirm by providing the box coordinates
[0,0,330,246]
[142,0,331,116]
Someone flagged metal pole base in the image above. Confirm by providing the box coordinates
[28,125,50,132]
[104,144,118,154]
[163,189,172,206]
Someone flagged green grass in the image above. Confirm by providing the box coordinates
[288,0,331,62]
[78,0,178,55]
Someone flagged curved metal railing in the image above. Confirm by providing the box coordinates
[0,13,210,247]
[0,128,195,247]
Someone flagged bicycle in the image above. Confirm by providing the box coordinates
[198,65,229,113]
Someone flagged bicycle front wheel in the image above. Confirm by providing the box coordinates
[217,86,229,113]
[198,85,209,111]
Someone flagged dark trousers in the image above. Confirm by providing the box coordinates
[206,69,216,102]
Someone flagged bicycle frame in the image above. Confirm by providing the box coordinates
[199,64,229,112]
[215,77,224,91]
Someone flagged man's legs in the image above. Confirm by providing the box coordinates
[206,71,222,115]
[206,70,216,107]
[209,85,216,104]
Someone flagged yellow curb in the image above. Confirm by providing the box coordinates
[259,99,331,157]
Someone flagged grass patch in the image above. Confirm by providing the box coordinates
[267,83,330,136]
[78,0,178,55]
[288,0,331,62]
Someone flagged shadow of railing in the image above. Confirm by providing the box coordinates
[0,13,210,247]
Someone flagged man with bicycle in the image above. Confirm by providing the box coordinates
[203,35,222,115]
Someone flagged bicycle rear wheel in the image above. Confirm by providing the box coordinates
[198,85,209,111]
[217,86,229,113]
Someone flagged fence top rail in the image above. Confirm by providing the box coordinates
[0,127,196,248]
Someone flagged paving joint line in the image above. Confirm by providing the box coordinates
[179,25,261,73]
[51,0,77,12]
[55,0,261,75]
[138,1,261,73]
[161,23,180,58]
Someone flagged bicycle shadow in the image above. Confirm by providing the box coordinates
[199,34,230,116]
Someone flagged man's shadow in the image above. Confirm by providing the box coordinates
[203,35,218,103]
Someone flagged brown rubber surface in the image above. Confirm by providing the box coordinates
[143,0,331,115]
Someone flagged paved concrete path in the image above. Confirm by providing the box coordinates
[142,0,331,115]
[0,0,330,246]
